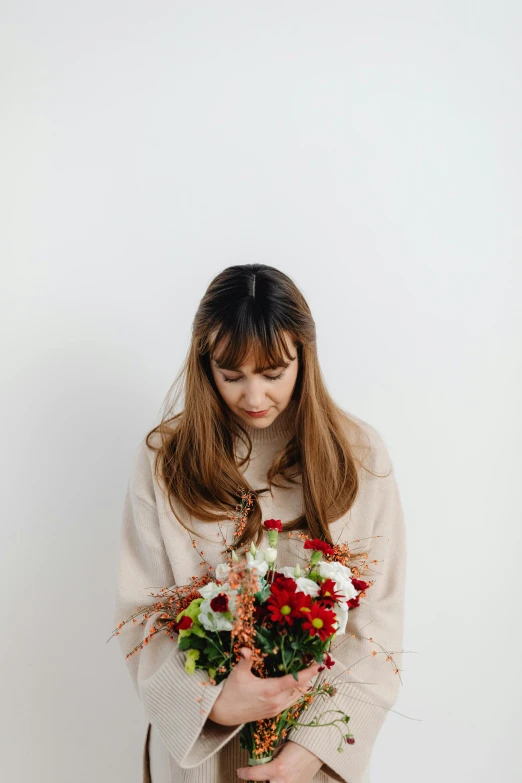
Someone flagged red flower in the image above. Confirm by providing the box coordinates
[267,588,311,626]
[301,603,337,641]
[351,578,369,592]
[318,652,335,672]
[174,615,193,632]
[269,572,297,594]
[303,538,336,557]
[254,603,270,623]
[263,519,283,532]
[210,593,229,613]
[317,579,344,607]
[347,595,360,609]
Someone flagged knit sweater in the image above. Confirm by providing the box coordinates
[112,401,407,783]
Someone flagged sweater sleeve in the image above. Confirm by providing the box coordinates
[112,442,245,769]
[286,448,407,782]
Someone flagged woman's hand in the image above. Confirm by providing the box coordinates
[207,647,321,726]
[236,740,324,782]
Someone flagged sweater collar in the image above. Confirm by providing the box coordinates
[230,400,297,444]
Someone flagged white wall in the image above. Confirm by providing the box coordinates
[1,2,521,781]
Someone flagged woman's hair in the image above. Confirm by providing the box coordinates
[145,263,388,548]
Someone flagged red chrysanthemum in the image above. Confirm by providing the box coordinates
[267,588,311,626]
[173,615,193,632]
[210,593,229,613]
[318,652,335,672]
[317,578,345,608]
[263,518,283,532]
[301,603,337,641]
[303,538,336,557]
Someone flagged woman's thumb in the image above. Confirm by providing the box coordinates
[235,647,254,672]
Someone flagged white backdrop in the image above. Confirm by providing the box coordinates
[1,2,521,781]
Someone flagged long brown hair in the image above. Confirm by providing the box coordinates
[145,263,389,548]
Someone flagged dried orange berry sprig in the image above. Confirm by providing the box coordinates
[106,573,213,657]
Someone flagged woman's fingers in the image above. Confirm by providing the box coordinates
[236,758,279,780]
[278,663,321,692]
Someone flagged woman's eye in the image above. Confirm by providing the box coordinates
[222,372,284,384]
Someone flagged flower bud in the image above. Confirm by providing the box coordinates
[250,541,257,557]
[268,529,279,548]
[264,547,277,565]
[294,563,301,578]
[310,549,323,566]
[231,549,239,562]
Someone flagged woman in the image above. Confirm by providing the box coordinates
[113,263,407,783]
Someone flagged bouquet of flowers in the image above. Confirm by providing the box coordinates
[111,491,373,771]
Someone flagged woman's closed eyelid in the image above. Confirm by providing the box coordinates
[222,372,284,383]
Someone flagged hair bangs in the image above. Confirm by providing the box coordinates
[210,323,296,373]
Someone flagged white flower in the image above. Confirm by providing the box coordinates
[278,566,299,578]
[294,577,320,597]
[198,584,238,632]
[199,600,234,631]
[318,561,358,604]
[245,551,269,577]
[199,596,236,632]
[317,560,352,583]
[264,547,277,565]
[215,562,231,582]
[199,581,220,599]
[332,603,349,635]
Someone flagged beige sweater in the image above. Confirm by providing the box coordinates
[112,402,407,783]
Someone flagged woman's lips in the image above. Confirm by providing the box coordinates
[245,409,269,418]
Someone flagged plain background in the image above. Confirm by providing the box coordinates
[1,1,521,781]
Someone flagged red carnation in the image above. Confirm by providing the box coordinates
[318,579,344,607]
[174,615,193,632]
[301,603,337,641]
[318,652,335,672]
[263,519,283,532]
[303,538,336,557]
[269,572,297,594]
[210,593,229,613]
[351,578,369,592]
[267,588,311,626]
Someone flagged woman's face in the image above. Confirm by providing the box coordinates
[210,332,299,430]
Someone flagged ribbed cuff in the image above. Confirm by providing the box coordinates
[143,645,245,768]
